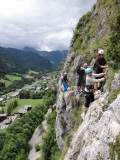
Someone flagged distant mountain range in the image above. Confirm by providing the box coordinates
[23,46,68,68]
[0,46,52,76]
[0,46,68,77]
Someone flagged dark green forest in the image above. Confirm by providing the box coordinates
[23,46,68,68]
[0,77,35,96]
[0,89,57,160]
[0,46,52,77]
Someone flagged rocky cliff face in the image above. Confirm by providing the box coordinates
[64,74,120,160]
[56,0,120,159]
[60,0,119,84]
[56,91,75,149]
[64,92,120,160]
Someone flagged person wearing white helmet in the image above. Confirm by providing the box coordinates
[81,67,107,120]
[93,49,109,93]
[76,63,88,94]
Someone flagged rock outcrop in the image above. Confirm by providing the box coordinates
[28,127,42,160]
[111,71,120,90]
[55,0,120,159]
[64,92,120,160]
[56,91,76,149]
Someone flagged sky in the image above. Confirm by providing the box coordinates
[0,0,96,51]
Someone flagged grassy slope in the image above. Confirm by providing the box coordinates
[72,0,116,58]
[0,79,12,87]
[28,70,39,75]
[0,75,22,87]
[5,75,22,81]
[3,98,44,114]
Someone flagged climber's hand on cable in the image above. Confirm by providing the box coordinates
[101,73,106,76]
[107,75,110,78]
[105,75,110,79]
[106,65,109,68]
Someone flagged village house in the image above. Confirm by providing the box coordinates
[25,85,36,91]
[30,86,36,90]
[18,105,32,117]
[51,80,54,83]
[45,77,51,80]
[0,98,5,103]
[26,76,34,79]
[3,118,12,125]
[18,108,27,117]
[0,124,8,129]
[11,91,20,98]
[36,86,42,92]
[10,114,18,122]
[18,89,23,92]
[0,114,18,130]
[24,105,32,111]
[0,114,7,122]
[0,116,14,130]
[42,76,51,80]
[51,85,56,90]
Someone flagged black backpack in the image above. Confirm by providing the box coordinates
[76,67,84,76]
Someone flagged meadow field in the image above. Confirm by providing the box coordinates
[3,98,44,115]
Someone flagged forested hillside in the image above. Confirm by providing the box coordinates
[0,46,52,77]
[0,89,57,160]
[23,46,68,69]
[39,50,68,68]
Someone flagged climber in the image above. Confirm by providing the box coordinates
[93,49,109,94]
[76,63,88,94]
[62,72,69,93]
[81,68,108,120]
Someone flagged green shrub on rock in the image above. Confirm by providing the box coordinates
[35,143,41,152]
[109,133,120,160]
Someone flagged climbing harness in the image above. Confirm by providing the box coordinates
[86,84,94,92]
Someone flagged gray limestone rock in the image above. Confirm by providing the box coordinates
[89,58,96,68]
[74,54,87,70]
[56,91,77,149]
[70,37,76,48]
[67,51,76,63]
[82,26,88,37]
[28,127,42,160]
[45,108,52,117]
[111,71,120,90]
[55,0,118,156]
[64,92,120,160]
[63,53,87,86]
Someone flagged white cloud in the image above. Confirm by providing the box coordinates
[0,0,96,51]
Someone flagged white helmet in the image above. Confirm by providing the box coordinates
[98,49,104,54]
[64,72,67,75]
[83,63,88,67]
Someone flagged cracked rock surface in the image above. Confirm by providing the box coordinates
[64,92,120,160]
